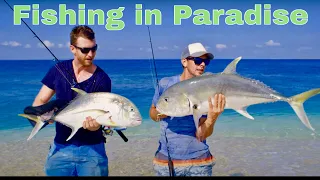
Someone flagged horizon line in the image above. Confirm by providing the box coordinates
[1,58,320,61]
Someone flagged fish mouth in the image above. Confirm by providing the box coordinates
[133,118,142,122]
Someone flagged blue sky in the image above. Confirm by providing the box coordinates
[0,0,319,60]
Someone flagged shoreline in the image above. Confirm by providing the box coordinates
[0,135,319,176]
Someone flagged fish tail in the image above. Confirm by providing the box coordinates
[288,88,320,132]
[18,113,45,141]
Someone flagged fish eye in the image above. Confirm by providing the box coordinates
[164,97,169,102]
[130,108,134,112]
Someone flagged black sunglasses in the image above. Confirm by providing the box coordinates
[187,57,211,66]
[73,44,98,54]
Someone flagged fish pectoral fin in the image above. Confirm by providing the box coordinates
[192,109,202,131]
[235,108,254,120]
[187,96,202,130]
[71,88,87,95]
[95,113,118,127]
[221,56,242,74]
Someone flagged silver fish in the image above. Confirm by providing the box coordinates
[156,57,319,132]
[19,88,142,141]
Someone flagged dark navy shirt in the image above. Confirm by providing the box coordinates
[41,59,111,145]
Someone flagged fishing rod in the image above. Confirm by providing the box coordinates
[3,0,75,87]
[147,26,175,177]
[4,0,128,142]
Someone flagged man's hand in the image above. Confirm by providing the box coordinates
[156,113,168,121]
[196,93,226,141]
[207,93,226,125]
[83,116,101,131]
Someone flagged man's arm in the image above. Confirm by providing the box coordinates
[196,94,226,141]
[32,85,55,106]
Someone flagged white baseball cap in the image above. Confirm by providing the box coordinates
[181,42,214,60]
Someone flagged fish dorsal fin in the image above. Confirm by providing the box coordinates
[221,56,242,74]
[71,88,87,96]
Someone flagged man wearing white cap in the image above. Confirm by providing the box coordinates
[149,42,226,176]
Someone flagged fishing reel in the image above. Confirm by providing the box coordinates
[102,126,128,142]
[103,126,114,136]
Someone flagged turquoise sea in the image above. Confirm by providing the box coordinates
[0,59,319,142]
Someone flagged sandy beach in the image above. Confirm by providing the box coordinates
[0,134,319,176]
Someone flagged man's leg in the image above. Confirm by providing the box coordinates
[76,143,109,176]
[153,163,190,176]
[185,162,215,176]
[44,143,77,176]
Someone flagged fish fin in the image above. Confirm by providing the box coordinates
[221,56,242,74]
[235,108,254,120]
[187,97,202,130]
[71,87,87,95]
[18,114,46,141]
[95,112,119,127]
[170,117,174,120]
[72,109,110,115]
[186,95,203,130]
[288,88,320,132]
[193,109,202,131]
[66,127,80,141]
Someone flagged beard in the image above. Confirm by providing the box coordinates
[77,54,93,67]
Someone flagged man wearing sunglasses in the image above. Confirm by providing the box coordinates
[150,42,226,176]
[32,25,111,176]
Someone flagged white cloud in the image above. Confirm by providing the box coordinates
[1,41,22,47]
[297,47,312,52]
[174,45,179,49]
[117,48,123,51]
[158,46,168,50]
[24,44,31,48]
[139,47,144,51]
[216,44,227,50]
[205,46,210,49]
[265,40,280,46]
[256,44,263,48]
[232,45,237,48]
[58,44,64,48]
[38,40,54,48]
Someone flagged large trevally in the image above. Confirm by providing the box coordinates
[156,57,319,132]
[19,88,142,141]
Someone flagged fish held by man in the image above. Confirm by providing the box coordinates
[156,56,320,132]
[18,88,142,141]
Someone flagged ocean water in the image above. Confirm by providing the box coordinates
[0,59,320,142]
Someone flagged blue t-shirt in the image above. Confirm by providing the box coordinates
[41,59,111,145]
[152,75,210,160]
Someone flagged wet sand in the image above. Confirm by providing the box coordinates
[0,135,319,176]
